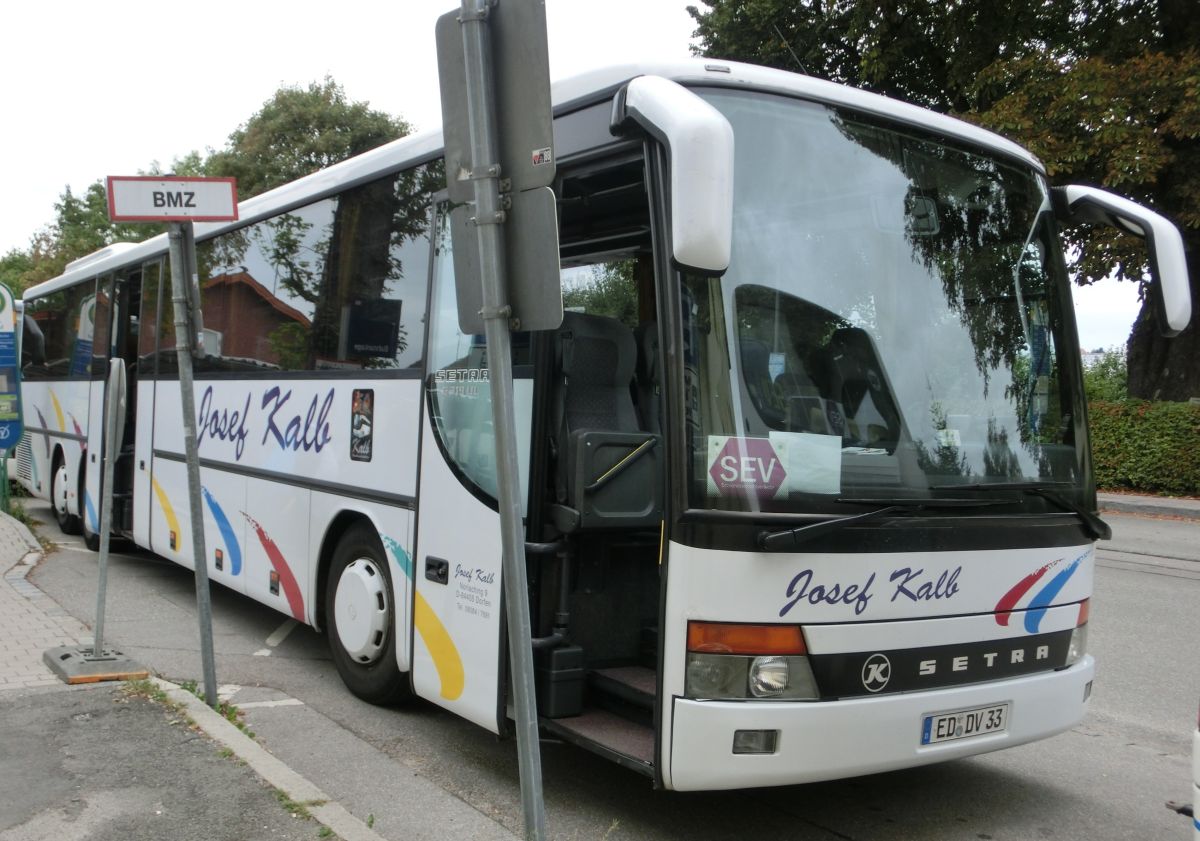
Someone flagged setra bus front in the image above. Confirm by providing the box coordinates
[585,64,1194,790]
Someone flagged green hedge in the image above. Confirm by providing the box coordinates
[1088,400,1200,496]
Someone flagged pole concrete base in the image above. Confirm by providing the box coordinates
[43,645,149,685]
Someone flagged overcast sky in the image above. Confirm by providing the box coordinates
[0,0,1140,348]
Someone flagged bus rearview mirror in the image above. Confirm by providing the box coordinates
[611,75,734,275]
[1053,185,1192,337]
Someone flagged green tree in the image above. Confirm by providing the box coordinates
[203,77,410,199]
[563,261,639,326]
[5,77,409,298]
[1084,348,1129,402]
[688,0,1200,401]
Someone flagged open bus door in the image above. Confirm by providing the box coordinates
[413,78,734,780]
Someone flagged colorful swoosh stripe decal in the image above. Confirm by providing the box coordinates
[995,552,1086,633]
[34,408,51,458]
[383,535,465,701]
[994,561,1057,625]
[49,390,65,432]
[84,490,98,535]
[245,514,305,621]
[202,487,242,575]
[151,477,181,551]
[1023,554,1084,634]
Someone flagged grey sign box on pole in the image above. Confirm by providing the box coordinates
[437,1,556,200]
[450,186,562,334]
[437,0,563,335]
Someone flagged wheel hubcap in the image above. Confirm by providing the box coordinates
[333,558,389,663]
[54,465,70,516]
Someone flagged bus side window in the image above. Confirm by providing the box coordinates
[21,313,45,368]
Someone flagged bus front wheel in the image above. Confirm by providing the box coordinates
[325,522,411,705]
[51,457,81,535]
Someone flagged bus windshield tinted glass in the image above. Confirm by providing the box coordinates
[684,89,1082,513]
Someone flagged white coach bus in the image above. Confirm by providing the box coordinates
[16,59,1192,791]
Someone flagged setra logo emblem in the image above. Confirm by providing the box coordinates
[861,653,892,692]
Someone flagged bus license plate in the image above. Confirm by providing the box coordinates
[921,703,1009,745]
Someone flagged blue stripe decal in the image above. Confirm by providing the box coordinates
[84,490,98,535]
[382,535,413,580]
[201,487,242,575]
[1024,554,1083,634]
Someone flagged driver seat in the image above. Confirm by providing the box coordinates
[550,311,662,533]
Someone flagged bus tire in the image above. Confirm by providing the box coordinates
[325,522,412,705]
[51,455,82,535]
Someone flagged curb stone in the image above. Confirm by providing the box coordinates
[153,677,389,841]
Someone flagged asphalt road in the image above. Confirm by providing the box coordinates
[24,502,1200,841]
[0,686,326,841]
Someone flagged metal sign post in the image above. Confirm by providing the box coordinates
[91,359,126,657]
[51,174,239,703]
[167,220,218,707]
[437,1,561,838]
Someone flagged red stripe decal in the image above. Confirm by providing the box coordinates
[245,514,305,621]
[994,560,1059,625]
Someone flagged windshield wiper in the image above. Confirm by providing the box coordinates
[758,498,1016,551]
[930,481,1111,540]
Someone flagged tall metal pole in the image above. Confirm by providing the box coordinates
[168,221,218,708]
[459,1,546,838]
[91,359,125,656]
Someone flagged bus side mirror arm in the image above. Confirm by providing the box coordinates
[611,75,735,275]
[1051,185,1192,337]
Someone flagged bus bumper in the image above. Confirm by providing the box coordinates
[667,655,1094,791]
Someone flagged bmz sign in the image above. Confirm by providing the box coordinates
[106,176,238,223]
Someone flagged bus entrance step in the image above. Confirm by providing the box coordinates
[540,707,654,776]
[589,666,656,710]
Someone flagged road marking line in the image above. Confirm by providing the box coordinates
[265,618,299,648]
[253,648,272,657]
[237,698,305,709]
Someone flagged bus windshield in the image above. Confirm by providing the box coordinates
[683,89,1084,513]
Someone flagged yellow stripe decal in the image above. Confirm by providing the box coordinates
[49,390,65,431]
[151,477,181,550]
[382,536,465,701]
[414,592,465,700]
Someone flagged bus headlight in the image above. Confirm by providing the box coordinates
[685,653,819,700]
[749,656,788,697]
[686,653,746,698]
[1065,623,1088,667]
[1064,599,1089,667]
[685,621,820,701]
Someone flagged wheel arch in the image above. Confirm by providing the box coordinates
[313,509,379,633]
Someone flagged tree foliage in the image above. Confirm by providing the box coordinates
[203,78,410,200]
[1,78,408,298]
[688,0,1200,400]
[1083,348,1129,402]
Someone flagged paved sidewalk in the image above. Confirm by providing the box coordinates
[0,517,91,693]
[1098,491,1200,520]
[0,509,518,841]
